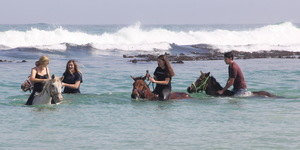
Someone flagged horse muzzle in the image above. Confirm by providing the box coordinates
[57,94,63,101]
[131,93,140,100]
[187,86,195,93]
[53,93,63,103]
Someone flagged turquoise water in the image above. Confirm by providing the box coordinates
[1,23,300,149]
[1,53,300,149]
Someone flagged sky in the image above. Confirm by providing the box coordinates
[0,0,299,25]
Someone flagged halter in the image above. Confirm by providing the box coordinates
[192,76,210,93]
[133,88,146,98]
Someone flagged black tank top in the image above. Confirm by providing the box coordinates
[33,68,49,93]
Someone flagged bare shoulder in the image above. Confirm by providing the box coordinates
[31,67,37,72]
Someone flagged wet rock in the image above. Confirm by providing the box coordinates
[172,60,184,64]
[124,50,300,63]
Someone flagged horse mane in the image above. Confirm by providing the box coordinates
[38,79,52,95]
[210,76,224,90]
[209,75,234,96]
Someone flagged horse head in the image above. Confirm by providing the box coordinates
[130,73,149,99]
[49,74,64,103]
[187,71,210,93]
[187,71,235,96]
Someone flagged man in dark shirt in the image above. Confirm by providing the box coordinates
[218,52,248,96]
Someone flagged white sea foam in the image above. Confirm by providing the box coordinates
[0,22,299,52]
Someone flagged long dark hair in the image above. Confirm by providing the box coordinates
[158,55,175,77]
[64,60,81,75]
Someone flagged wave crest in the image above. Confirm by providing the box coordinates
[0,22,300,53]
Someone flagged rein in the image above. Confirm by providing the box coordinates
[147,81,154,91]
[192,76,210,93]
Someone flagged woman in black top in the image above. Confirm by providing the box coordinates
[149,55,175,100]
[62,60,83,93]
[25,55,50,105]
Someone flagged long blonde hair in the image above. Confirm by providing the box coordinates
[35,55,50,66]
[158,55,175,77]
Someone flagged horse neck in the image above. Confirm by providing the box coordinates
[33,80,53,104]
[142,85,156,99]
[41,80,52,95]
[205,76,223,95]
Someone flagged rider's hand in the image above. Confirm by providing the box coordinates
[217,90,224,95]
[149,77,155,83]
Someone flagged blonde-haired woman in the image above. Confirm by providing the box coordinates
[149,55,175,100]
[25,55,51,105]
[62,60,83,93]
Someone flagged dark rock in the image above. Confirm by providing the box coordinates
[124,50,300,63]
[172,60,184,64]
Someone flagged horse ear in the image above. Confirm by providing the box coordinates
[52,74,55,80]
[130,76,137,81]
[206,72,210,77]
[200,71,204,76]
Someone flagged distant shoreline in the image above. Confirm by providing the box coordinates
[124,50,300,63]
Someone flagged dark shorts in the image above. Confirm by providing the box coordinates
[156,88,171,100]
[233,88,251,97]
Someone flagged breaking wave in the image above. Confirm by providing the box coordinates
[0,22,299,53]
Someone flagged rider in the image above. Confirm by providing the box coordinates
[217,51,248,96]
[149,55,175,100]
[61,60,83,93]
[25,55,51,105]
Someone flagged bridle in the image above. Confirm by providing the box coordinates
[132,80,148,98]
[133,88,146,98]
[192,76,210,93]
[133,78,156,99]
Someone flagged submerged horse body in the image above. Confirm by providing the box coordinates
[32,75,64,105]
[131,74,191,100]
[187,71,278,98]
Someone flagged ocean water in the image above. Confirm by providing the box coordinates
[1,23,300,149]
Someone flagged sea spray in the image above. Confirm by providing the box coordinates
[0,22,300,53]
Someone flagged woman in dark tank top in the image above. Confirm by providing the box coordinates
[25,55,51,105]
[33,71,49,93]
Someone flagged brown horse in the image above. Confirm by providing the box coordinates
[131,74,192,100]
[187,71,278,98]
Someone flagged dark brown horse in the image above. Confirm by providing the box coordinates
[131,73,192,100]
[187,71,278,98]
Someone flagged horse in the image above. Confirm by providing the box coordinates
[131,73,192,100]
[187,71,278,98]
[32,74,64,105]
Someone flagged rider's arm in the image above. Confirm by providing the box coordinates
[149,77,170,85]
[218,78,235,94]
[62,81,81,89]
